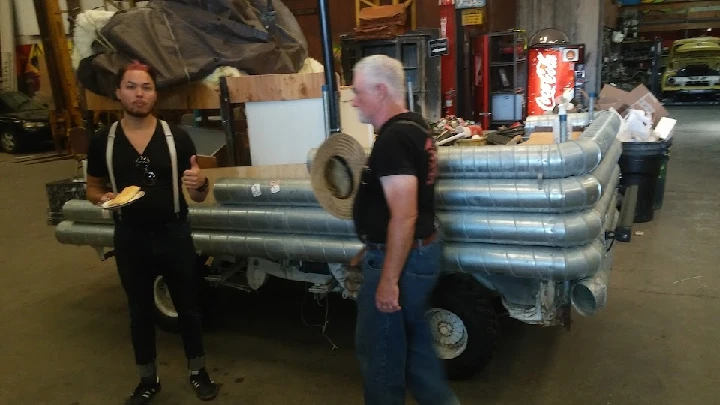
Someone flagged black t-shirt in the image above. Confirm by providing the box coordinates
[86,120,197,226]
[352,112,437,244]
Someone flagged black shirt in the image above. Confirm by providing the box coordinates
[352,112,437,244]
[86,120,197,226]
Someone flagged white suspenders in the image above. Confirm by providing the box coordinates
[106,120,181,218]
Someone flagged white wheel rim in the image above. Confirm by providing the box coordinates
[1,133,15,151]
[426,308,468,360]
[153,276,178,318]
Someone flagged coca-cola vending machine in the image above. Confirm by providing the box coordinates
[526,43,586,116]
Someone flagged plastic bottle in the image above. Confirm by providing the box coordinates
[588,92,596,125]
[558,103,568,143]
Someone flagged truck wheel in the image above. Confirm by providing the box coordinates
[1,131,20,153]
[427,273,499,381]
[153,275,180,333]
[152,270,216,334]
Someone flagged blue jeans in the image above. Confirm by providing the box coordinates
[355,240,460,405]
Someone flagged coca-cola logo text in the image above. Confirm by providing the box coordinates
[534,52,557,112]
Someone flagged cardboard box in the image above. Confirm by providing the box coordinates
[522,131,582,145]
[597,84,668,125]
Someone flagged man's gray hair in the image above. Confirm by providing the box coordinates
[353,55,406,102]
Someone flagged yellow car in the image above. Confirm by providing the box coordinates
[661,36,720,99]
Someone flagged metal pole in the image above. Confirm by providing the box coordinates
[318,0,340,134]
[219,77,237,166]
[407,80,414,112]
[650,37,662,97]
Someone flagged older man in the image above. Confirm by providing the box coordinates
[350,54,460,405]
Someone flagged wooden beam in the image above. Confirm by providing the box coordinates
[625,0,720,11]
[639,20,720,32]
[84,72,336,111]
[225,72,326,104]
[85,82,222,111]
[643,10,720,22]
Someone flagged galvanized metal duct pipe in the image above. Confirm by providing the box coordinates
[443,208,618,281]
[55,222,363,264]
[62,200,355,234]
[214,178,320,207]
[188,206,354,234]
[56,207,618,281]
[571,248,613,317]
[216,140,622,212]
[438,172,619,247]
[63,172,616,248]
[436,140,620,213]
[571,207,620,317]
[64,171,616,247]
[61,200,115,225]
[306,110,622,180]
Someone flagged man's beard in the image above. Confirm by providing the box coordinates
[121,101,153,118]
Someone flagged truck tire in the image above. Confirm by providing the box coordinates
[1,131,20,153]
[152,274,181,333]
[427,273,499,381]
[152,266,216,334]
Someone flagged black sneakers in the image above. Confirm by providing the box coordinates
[122,370,218,403]
[189,368,219,401]
[125,378,161,405]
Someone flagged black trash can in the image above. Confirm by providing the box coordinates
[618,140,670,223]
[653,138,673,210]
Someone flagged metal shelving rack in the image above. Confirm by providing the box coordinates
[488,29,527,125]
[340,29,442,122]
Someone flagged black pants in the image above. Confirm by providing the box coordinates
[113,219,205,368]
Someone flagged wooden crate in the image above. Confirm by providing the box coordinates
[356,0,416,30]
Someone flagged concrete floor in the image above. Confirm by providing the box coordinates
[1,107,719,405]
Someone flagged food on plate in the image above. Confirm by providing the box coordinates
[107,185,141,206]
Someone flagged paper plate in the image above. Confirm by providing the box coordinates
[101,191,145,210]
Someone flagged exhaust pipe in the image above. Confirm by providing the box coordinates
[571,247,614,317]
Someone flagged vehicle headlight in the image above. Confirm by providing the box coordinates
[23,121,47,129]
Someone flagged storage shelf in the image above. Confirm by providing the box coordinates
[491,59,526,67]
[488,30,528,125]
[491,90,525,95]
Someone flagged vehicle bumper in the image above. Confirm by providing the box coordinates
[23,126,53,143]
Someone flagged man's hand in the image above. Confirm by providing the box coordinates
[99,192,117,204]
[376,278,401,313]
[182,155,206,190]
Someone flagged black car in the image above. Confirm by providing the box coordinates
[0,91,53,153]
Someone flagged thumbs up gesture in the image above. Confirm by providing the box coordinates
[182,155,206,191]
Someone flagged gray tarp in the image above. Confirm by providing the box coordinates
[77,0,308,99]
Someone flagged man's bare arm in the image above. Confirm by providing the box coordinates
[86,175,113,205]
[379,174,418,284]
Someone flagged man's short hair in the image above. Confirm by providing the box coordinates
[115,60,158,89]
[353,55,406,102]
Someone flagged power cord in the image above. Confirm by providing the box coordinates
[300,286,338,351]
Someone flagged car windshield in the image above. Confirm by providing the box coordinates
[0,92,45,112]
[675,50,720,58]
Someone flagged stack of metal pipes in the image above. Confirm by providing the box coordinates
[55,110,623,286]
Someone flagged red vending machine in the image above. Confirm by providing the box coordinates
[526,43,586,116]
